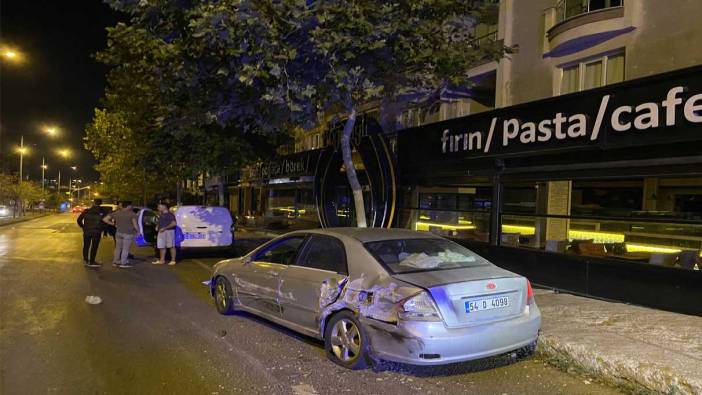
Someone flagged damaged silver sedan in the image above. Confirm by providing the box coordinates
[210,228,541,369]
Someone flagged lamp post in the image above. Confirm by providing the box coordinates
[18,135,24,184]
[69,166,77,203]
[56,148,70,196]
[41,157,47,197]
[16,136,28,217]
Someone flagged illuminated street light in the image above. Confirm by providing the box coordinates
[56,149,71,195]
[1,45,24,63]
[44,126,58,136]
[41,158,48,197]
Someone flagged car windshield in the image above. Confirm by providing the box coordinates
[364,238,490,274]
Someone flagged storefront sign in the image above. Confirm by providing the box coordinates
[399,66,702,166]
[245,149,322,181]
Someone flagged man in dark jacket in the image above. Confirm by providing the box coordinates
[77,199,105,267]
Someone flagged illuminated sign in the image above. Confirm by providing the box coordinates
[399,65,702,170]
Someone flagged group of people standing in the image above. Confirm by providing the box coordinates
[76,199,178,268]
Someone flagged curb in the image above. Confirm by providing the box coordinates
[0,213,52,227]
[536,335,702,395]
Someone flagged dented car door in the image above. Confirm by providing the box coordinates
[236,235,305,317]
[278,235,349,332]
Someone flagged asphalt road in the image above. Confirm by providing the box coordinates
[0,214,622,395]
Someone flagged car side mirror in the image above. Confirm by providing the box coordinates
[242,255,253,265]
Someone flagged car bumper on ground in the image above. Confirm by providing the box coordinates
[362,304,541,366]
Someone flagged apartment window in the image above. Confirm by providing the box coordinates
[558,0,623,22]
[560,52,624,94]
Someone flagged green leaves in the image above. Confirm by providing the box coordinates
[89,0,502,199]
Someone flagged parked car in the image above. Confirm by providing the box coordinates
[210,228,541,369]
[134,205,234,249]
[0,205,10,217]
[71,205,86,214]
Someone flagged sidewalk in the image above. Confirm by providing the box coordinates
[535,289,702,395]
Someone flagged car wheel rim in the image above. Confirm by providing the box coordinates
[330,318,361,362]
[216,281,228,309]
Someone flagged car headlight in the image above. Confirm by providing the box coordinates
[399,291,442,321]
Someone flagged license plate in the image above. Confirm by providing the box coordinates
[465,296,509,313]
[184,233,206,240]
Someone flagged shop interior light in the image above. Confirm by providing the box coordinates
[500,225,626,243]
[272,206,306,214]
[415,221,476,231]
[624,243,682,254]
[501,225,536,235]
[568,230,626,243]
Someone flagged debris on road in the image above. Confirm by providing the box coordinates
[85,295,102,305]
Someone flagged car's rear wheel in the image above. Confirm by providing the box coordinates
[324,311,370,369]
[214,276,235,315]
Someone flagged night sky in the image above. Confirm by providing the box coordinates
[1,0,122,183]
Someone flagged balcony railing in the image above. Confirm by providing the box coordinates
[469,30,498,49]
[555,0,623,23]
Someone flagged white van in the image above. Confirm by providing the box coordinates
[135,205,234,249]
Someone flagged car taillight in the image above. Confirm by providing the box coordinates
[399,291,442,321]
[526,279,535,305]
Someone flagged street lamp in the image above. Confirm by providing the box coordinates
[16,137,29,217]
[40,126,60,197]
[16,136,28,184]
[44,126,57,135]
[69,166,77,201]
[56,149,70,195]
[1,46,23,63]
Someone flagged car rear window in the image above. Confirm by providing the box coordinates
[364,238,489,274]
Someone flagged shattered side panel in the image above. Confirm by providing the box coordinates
[319,273,421,333]
[278,266,349,334]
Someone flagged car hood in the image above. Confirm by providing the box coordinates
[391,264,518,289]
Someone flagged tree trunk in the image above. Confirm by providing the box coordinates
[340,109,367,228]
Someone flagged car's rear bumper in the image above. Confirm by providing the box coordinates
[362,304,541,366]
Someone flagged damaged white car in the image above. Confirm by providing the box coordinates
[210,228,541,369]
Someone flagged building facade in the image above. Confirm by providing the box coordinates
[232,0,702,315]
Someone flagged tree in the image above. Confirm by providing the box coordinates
[256,0,502,227]
[0,174,43,216]
[100,0,501,226]
[87,11,285,203]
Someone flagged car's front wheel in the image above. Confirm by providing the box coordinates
[214,276,235,315]
[324,311,371,369]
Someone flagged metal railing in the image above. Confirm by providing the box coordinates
[470,30,498,48]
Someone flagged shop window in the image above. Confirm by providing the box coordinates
[500,177,702,271]
[406,189,492,243]
[571,180,642,217]
[504,187,537,214]
[559,52,625,95]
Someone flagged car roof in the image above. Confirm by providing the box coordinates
[175,205,229,211]
[306,227,441,243]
